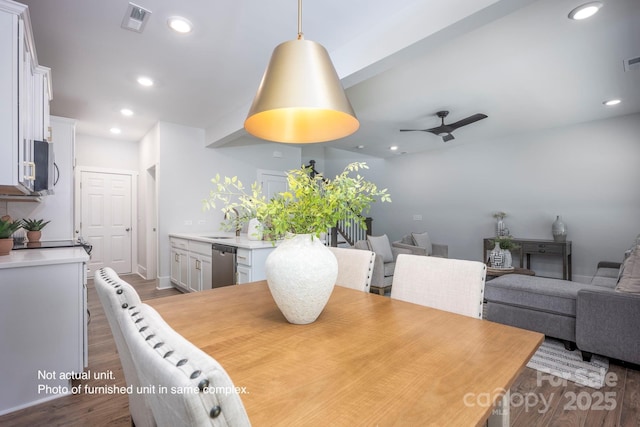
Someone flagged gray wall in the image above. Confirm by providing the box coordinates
[322,113,640,282]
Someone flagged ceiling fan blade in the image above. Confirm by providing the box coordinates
[442,133,455,142]
[448,113,488,130]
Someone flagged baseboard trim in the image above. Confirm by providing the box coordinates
[157,276,173,290]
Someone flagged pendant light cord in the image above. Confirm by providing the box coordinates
[297,0,304,40]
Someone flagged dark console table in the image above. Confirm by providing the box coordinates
[483,238,572,280]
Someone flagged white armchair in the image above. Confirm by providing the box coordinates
[392,232,449,258]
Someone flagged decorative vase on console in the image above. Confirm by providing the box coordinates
[493,211,508,237]
[552,216,567,242]
[489,242,505,268]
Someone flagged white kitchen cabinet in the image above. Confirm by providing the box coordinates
[0,0,51,196]
[187,240,212,292]
[236,246,273,284]
[170,237,189,291]
[0,247,89,415]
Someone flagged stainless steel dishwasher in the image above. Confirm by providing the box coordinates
[211,243,237,288]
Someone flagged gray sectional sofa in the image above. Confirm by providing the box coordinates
[485,245,640,366]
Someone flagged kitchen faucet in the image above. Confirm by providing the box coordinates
[225,208,241,236]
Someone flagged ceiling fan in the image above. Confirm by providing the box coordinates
[400,110,488,142]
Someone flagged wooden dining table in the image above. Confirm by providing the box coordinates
[147,281,543,426]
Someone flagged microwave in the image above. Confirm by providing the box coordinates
[34,140,55,195]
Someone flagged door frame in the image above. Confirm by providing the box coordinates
[74,166,138,277]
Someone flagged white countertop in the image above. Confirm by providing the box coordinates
[0,247,90,269]
[169,232,279,249]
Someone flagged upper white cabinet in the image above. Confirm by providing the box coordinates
[0,0,52,196]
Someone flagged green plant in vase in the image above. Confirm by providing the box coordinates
[489,235,520,251]
[203,162,391,241]
[203,162,391,324]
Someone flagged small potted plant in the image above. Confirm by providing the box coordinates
[0,216,24,256]
[22,218,51,243]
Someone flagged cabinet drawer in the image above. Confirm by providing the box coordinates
[236,248,252,266]
[170,237,188,250]
[521,242,564,255]
[189,240,211,256]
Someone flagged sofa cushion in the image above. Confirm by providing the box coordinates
[589,275,617,288]
[485,274,606,317]
[367,235,394,263]
[616,247,640,294]
[411,232,433,256]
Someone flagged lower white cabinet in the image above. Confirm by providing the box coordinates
[0,248,88,415]
[187,241,212,292]
[236,246,273,284]
[170,237,212,292]
[170,240,189,291]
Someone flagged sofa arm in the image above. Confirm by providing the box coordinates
[432,243,448,258]
[597,261,621,269]
[391,242,425,256]
[576,289,640,365]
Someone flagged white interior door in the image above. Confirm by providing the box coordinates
[80,170,133,276]
[257,169,288,200]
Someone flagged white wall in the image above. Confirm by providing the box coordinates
[325,113,640,282]
[75,134,139,170]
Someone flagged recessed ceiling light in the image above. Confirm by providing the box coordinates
[356,145,365,149]
[167,16,193,34]
[568,2,603,20]
[110,127,122,134]
[603,99,621,106]
[137,76,154,87]
[120,108,134,116]
[390,145,398,151]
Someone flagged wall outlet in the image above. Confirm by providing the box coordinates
[184,220,192,225]
[198,219,206,225]
[272,151,283,158]
[413,214,423,221]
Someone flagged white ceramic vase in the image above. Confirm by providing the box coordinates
[265,233,338,324]
[503,249,513,268]
[247,218,263,241]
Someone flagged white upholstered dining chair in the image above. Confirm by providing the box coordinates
[390,254,487,319]
[389,255,509,426]
[118,303,251,427]
[96,268,251,426]
[328,246,376,293]
[94,267,157,427]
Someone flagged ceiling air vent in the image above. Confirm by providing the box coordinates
[121,2,152,33]
[624,56,640,72]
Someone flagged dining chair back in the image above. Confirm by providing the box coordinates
[94,268,157,427]
[118,302,251,426]
[329,246,376,292]
[391,254,487,318]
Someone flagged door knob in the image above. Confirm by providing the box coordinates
[126,228,130,232]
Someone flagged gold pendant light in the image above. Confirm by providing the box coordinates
[244,0,359,143]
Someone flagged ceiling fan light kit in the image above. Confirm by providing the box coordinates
[400,110,488,142]
[244,0,359,143]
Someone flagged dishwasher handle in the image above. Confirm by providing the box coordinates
[212,243,237,254]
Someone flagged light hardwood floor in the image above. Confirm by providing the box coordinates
[1,274,638,426]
